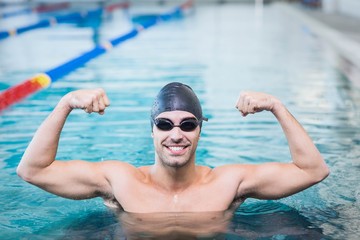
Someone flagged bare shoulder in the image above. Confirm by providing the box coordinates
[209,164,259,200]
[209,164,259,187]
[197,165,212,174]
[194,164,249,183]
[212,164,251,176]
[98,160,136,169]
[98,160,145,181]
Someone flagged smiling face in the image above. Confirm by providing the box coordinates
[152,111,201,169]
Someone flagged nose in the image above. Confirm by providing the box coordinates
[170,127,184,143]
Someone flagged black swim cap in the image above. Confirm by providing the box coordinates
[151,82,207,129]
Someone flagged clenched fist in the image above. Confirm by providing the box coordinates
[235,91,281,117]
[62,88,110,115]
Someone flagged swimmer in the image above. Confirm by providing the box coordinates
[17,82,329,213]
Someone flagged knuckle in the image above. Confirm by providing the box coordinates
[91,95,97,101]
[96,88,104,94]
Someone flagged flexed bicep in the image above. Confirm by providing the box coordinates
[22,160,112,200]
[238,163,319,200]
[17,88,113,199]
[234,91,329,199]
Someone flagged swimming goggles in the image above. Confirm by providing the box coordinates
[153,118,200,132]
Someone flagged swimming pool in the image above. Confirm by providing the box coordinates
[1,2,360,239]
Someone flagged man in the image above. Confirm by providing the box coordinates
[17,82,329,213]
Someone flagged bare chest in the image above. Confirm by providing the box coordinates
[109,180,241,213]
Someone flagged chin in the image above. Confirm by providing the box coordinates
[163,158,190,168]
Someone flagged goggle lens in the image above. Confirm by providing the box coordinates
[154,118,199,132]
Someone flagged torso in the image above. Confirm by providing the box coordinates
[102,163,245,213]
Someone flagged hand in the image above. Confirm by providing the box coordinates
[235,91,280,117]
[63,88,110,114]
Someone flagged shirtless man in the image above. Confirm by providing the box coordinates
[17,82,329,213]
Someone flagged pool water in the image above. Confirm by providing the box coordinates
[1,2,360,239]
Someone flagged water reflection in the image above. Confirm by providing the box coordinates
[232,203,326,239]
[118,210,232,239]
[47,202,326,239]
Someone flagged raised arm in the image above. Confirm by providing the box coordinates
[235,91,329,200]
[17,88,113,199]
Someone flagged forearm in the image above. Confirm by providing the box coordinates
[272,102,329,179]
[17,96,72,177]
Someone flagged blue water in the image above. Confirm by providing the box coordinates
[1,2,360,239]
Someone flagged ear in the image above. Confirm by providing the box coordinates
[151,132,154,138]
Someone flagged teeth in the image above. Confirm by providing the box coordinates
[169,146,184,151]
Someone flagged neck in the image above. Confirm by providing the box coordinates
[150,158,198,193]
